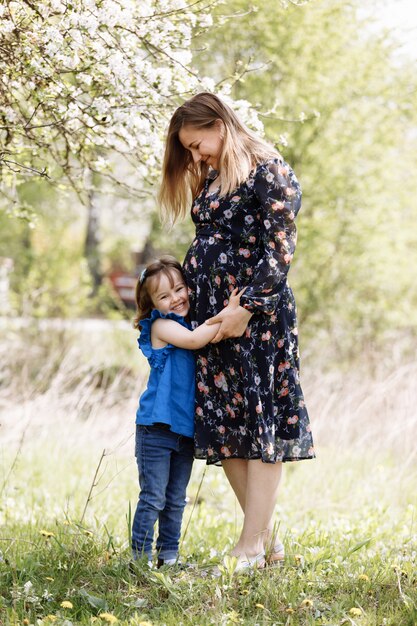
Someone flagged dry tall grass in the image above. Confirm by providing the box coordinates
[1,318,416,589]
[1,320,416,467]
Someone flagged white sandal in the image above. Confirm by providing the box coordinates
[266,541,285,565]
[234,551,266,572]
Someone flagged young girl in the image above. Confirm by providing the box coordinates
[131,255,242,568]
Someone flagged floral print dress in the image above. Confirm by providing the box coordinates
[183,158,315,465]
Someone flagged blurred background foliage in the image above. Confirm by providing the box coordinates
[1,0,416,361]
[192,0,417,356]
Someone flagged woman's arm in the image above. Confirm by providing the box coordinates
[151,288,243,350]
[207,159,301,341]
[239,159,301,314]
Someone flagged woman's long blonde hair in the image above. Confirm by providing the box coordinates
[159,92,279,223]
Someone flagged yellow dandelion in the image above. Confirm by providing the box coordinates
[45,616,57,622]
[60,600,73,609]
[99,613,118,623]
[255,603,265,609]
[23,620,30,625]
[45,577,54,582]
[349,607,362,616]
[358,574,369,582]
[241,589,250,595]
[40,530,55,538]
[301,598,314,608]
[286,607,295,614]
[294,554,303,564]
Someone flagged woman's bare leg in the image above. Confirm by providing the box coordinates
[221,458,248,510]
[222,459,282,558]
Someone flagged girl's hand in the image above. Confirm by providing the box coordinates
[206,288,252,342]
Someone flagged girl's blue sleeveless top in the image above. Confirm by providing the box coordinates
[135,310,195,438]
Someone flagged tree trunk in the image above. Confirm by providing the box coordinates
[84,168,102,295]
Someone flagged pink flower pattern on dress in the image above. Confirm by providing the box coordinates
[183,159,315,464]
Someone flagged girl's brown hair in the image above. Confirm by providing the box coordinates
[159,92,279,223]
[133,255,185,329]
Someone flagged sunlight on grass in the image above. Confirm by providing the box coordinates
[1,326,416,624]
[1,441,416,625]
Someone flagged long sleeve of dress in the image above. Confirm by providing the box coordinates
[239,159,302,315]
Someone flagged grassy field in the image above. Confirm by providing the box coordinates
[0,323,416,625]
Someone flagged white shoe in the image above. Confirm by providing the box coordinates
[157,557,177,568]
[267,541,285,565]
[234,552,266,573]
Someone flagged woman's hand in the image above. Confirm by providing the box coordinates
[206,288,252,342]
[227,286,246,309]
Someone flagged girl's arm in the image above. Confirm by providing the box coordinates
[151,288,243,350]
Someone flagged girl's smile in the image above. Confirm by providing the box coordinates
[150,271,190,317]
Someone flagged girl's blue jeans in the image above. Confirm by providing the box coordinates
[132,424,194,562]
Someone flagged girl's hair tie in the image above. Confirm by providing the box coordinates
[139,268,147,284]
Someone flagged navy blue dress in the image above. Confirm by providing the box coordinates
[183,158,315,464]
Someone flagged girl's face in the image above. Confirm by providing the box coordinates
[149,270,190,317]
[179,121,224,170]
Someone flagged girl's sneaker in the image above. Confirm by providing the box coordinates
[157,557,193,569]
[157,557,177,568]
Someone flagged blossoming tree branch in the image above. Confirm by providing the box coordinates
[0,0,263,204]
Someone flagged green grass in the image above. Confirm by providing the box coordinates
[1,442,416,626]
[1,326,416,624]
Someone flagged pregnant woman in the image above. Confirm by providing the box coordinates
[159,92,315,571]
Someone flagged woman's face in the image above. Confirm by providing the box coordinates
[179,122,224,170]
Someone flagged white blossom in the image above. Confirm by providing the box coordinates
[201,77,216,92]
[0,0,264,197]
[50,0,66,12]
[198,14,213,28]
[2,20,15,33]
[44,27,63,46]
[170,49,193,66]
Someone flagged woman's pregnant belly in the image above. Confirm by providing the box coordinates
[183,232,261,325]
